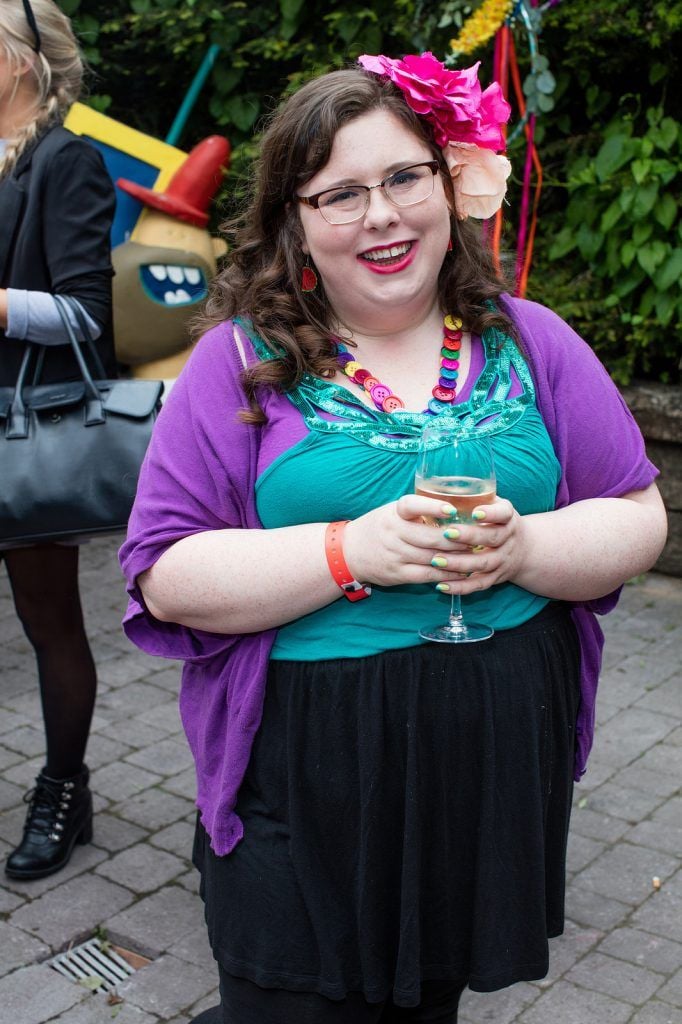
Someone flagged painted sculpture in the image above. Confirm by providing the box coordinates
[63,102,229,379]
[114,135,229,378]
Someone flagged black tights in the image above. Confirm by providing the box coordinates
[195,970,468,1024]
[2,545,96,779]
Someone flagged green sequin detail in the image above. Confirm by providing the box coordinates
[235,317,535,453]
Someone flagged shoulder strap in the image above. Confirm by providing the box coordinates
[232,320,250,370]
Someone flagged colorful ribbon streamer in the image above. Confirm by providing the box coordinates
[488,1,544,296]
[508,29,543,297]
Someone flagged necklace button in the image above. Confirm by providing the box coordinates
[432,385,455,402]
[444,315,463,332]
[370,383,392,405]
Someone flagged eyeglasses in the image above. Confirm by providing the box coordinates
[296,161,440,225]
[22,0,41,53]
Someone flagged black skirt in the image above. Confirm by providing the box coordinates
[193,602,581,1007]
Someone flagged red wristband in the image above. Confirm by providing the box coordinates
[325,521,371,602]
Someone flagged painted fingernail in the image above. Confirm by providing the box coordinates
[471,544,486,553]
[472,509,486,521]
[431,556,448,568]
[443,528,460,540]
[441,504,458,517]
[435,583,450,593]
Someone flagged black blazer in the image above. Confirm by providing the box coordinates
[0,125,116,386]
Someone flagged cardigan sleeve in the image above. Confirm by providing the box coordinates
[499,298,661,779]
[502,297,658,505]
[502,296,659,618]
[119,321,262,662]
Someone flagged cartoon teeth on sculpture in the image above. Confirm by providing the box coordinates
[144,262,204,306]
[112,134,230,378]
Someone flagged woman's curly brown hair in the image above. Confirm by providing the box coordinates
[195,67,517,423]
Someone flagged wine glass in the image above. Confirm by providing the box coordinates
[415,420,496,643]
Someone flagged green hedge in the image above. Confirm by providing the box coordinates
[520,0,681,385]
[66,0,681,384]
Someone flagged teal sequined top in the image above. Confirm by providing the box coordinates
[248,325,561,660]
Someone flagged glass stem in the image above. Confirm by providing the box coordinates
[449,593,464,626]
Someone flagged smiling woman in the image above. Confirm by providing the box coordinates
[294,110,451,334]
[120,52,666,1024]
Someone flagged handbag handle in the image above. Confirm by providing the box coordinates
[59,294,108,380]
[6,296,106,439]
[28,296,108,384]
[5,344,35,438]
[53,295,105,426]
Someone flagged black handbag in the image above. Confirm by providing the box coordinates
[0,295,163,548]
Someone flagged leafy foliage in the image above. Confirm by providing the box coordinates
[520,0,682,383]
[61,0,682,383]
[70,0,458,206]
[532,108,681,384]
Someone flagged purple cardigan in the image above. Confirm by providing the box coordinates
[119,297,658,856]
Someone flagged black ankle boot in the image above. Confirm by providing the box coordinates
[5,766,93,880]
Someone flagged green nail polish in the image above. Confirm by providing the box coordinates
[435,583,450,593]
[443,528,460,540]
[431,556,448,568]
[472,509,486,521]
[441,504,457,517]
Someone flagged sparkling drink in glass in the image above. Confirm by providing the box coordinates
[415,422,496,643]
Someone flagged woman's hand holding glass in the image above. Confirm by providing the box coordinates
[428,494,524,593]
[341,489,525,595]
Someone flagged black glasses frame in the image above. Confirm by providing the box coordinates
[296,161,440,223]
[22,0,42,53]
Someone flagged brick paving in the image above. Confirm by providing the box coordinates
[1,536,680,1024]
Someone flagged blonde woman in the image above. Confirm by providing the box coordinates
[1,0,115,880]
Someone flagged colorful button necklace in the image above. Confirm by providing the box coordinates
[335,315,463,415]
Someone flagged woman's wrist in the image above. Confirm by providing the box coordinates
[324,521,371,601]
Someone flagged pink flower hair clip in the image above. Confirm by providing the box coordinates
[358,51,512,220]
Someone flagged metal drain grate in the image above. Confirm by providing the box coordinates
[49,938,136,994]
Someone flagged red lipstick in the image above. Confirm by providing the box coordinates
[357,241,417,275]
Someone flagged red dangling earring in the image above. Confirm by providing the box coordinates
[447,238,453,252]
[301,262,318,292]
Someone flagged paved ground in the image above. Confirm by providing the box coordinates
[0,536,680,1024]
